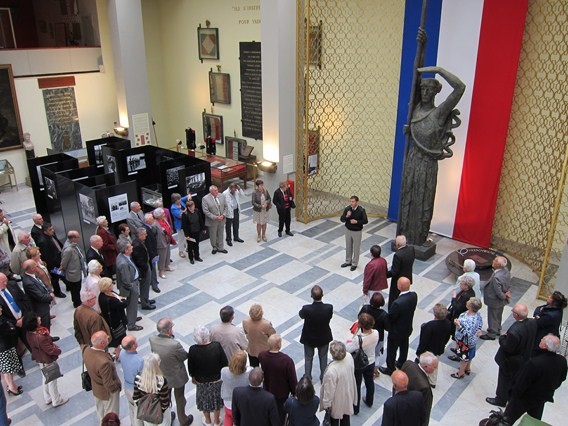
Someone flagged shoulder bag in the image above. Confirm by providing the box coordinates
[81,346,92,392]
[137,392,163,424]
[351,335,369,371]
[41,361,63,384]
[455,333,470,361]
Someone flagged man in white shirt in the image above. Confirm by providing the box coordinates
[223,183,245,246]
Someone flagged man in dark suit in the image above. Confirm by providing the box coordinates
[21,259,55,333]
[382,370,425,426]
[30,213,44,244]
[0,272,31,349]
[502,335,567,425]
[481,256,511,340]
[36,223,66,298]
[401,353,438,426]
[486,303,537,408]
[380,277,418,375]
[131,227,155,310]
[149,318,193,426]
[415,303,451,387]
[387,235,415,308]
[232,367,280,426]
[116,240,142,331]
[299,285,333,382]
[86,235,108,277]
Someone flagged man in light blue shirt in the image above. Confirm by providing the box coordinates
[120,335,144,426]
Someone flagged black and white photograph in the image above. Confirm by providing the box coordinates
[166,165,186,189]
[126,153,146,174]
[108,193,129,222]
[94,144,105,167]
[79,193,96,223]
[105,154,117,174]
[44,177,57,199]
[185,172,206,193]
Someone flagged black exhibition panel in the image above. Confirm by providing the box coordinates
[85,136,131,169]
[27,153,78,219]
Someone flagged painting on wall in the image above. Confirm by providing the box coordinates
[0,65,24,152]
[198,27,219,61]
[202,112,224,144]
[43,87,83,152]
[209,71,231,104]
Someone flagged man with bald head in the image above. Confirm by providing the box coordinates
[232,367,280,426]
[401,352,438,425]
[60,230,87,307]
[382,370,425,426]
[10,231,35,276]
[380,277,418,376]
[486,303,537,408]
[83,330,122,421]
[501,335,567,425]
[30,213,44,243]
[387,235,415,309]
[86,234,107,277]
[481,256,512,340]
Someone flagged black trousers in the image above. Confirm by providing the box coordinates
[49,272,63,294]
[495,367,514,404]
[388,284,401,309]
[225,208,240,241]
[504,397,546,425]
[65,279,81,308]
[354,363,375,413]
[187,232,201,261]
[331,415,350,426]
[386,332,409,372]
[277,208,291,233]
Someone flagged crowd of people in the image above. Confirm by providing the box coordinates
[0,188,565,426]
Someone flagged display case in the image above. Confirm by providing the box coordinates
[141,184,163,210]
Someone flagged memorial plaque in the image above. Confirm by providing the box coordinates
[43,87,82,152]
[239,41,262,140]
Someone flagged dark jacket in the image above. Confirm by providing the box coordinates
[416,318,451,356]
[131,238,150,279]
[22,273,52,329]
[273,188,293,213]
[358,305,389,342]
[533,304,563,345]
[36,233,63,270]
[86,247,108,277]
[0,315,18,352]
[382,390,425,426]
[0,280,31,323]
[299,301,333,347]
[495,318,537,373]
[232,385,280,426]
[340,205,368,231]
[252,189,272,212]
[181,209,205,237]
[389,292,418,338]
[142,223,158,259]
[401,361,432,426]
[387,245,415,284]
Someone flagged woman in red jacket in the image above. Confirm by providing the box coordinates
[23,313,68,408]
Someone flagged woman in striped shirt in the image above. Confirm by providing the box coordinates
[133,353,173,425]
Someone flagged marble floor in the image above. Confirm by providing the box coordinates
[1,185,565,426]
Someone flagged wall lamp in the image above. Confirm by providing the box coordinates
[113,122,129,137]
[257,160,278,173]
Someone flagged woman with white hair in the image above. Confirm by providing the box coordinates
[187,325,228,426]
[83,259,103,312]
[456,259,480,298]
[320,340,358,425]
[96,215,117,277]
[133,353,173,425]
[153,208,174,279]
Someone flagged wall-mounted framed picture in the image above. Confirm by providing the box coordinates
[307,20,322,68]
[198,27,219,60]
[0,64,24,152]
[202,112,224,144]
[209,71,231,104]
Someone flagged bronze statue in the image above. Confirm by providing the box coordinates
[398,58,465,246]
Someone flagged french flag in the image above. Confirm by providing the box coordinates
[388,0,528,248]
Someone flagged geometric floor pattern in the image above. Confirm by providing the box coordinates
[2,185,565,426]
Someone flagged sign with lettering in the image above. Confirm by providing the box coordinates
[239,41,262,140]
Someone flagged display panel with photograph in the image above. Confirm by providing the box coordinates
[79,193,96,224]
[126,153,146,174]
[166,165,186,189]
[185,172,206,194]
[45,177,57,199]
[108,193,129,222]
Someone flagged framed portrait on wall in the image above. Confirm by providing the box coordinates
[202,112,224,144]
[198,27,219,60]
[0,64,24,152]
[209,71,231,104]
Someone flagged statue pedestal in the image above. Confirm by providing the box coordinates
[390,240,436,261]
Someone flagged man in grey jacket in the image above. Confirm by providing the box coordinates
[481,256,512,340]
[60,230,87,308]
[149,318,193,426]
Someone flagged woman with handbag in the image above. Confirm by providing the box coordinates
[23,312,68,407]
[153,208,174,279]
[187,325,228,426]
[98,277,127,353]
[133,353,172,425]
[450,297,483,379]
[0,305,23,397]
[345,313,379,415]
[447,275,476,340]
[357,292,389,378]
[273,181,294,237]
[251,179,272,242]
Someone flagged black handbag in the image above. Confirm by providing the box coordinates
[290,200,296,209]
[81,346,92,392]
[351,335,369,370]
[137,392,163,423]
[41,361,63,384]
[455,333,470,361]
[322,408,332,426]
[106,296,127,341]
